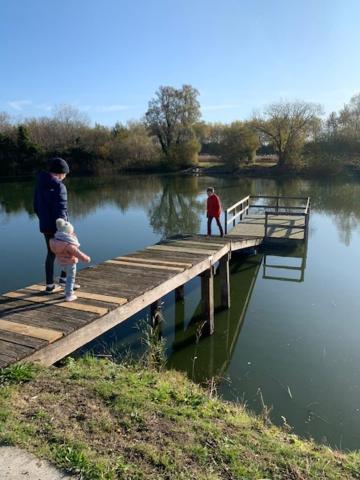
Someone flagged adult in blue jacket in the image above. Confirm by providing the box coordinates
[34,157,70,293]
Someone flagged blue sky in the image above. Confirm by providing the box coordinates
[1,0,359,125]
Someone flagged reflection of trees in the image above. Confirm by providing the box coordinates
[2,174,360,245]
[148,177,203,238]
[0,175,163,219]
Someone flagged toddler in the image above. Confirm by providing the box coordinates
[50,219,91,301]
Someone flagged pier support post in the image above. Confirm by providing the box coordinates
[201,267,214,337]
[175,285,184,302]
[219,253,231,309]
[150,299,163,329]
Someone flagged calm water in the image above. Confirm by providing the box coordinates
[1,174,360,450]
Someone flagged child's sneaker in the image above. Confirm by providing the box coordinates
[65,294,77,302]
[59,278,80,290]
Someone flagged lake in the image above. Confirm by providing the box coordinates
[1,173,360,450]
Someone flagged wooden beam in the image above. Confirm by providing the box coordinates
[116,256,193,268]
[147,245,216,255]
[106,260,184,272]
[0,319,63,343]
[26,285,127,305]
[219,253,231,309]
[200,268,214,337]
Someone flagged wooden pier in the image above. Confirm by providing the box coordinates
[0,194,310,369]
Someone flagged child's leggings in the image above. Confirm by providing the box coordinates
[61,263,77,297]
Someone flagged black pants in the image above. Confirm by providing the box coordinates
[207,216,224,236]
[43,233,66,285]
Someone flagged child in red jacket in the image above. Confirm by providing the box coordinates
[50,219,91,301]
[206,187,224,237]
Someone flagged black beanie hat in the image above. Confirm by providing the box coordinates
[49,157,70,174]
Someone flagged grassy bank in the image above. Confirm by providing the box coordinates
[0,358,359,480]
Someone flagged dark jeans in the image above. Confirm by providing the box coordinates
[43,233,66,285]
[207,216,224,236]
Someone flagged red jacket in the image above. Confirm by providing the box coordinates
[207,194,222,218]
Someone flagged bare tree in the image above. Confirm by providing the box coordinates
[252,101,323,166]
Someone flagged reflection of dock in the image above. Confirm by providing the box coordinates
[169,242,309,380]
[0,194,310,370]
[169,255,263,380]
[262,242,308,282]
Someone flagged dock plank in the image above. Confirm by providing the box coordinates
[106,260,185,272]
[147,245,216,255]
[0,319,63,342]
[0,329,47,349]
[26,285,128,306]
[2,291,108,316]
[116,256,193,268]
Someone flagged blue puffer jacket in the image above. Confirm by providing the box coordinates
[33,171,68,234]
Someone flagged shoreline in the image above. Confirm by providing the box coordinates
[1,357,359,479]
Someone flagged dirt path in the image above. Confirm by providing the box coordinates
[0,446,74,479]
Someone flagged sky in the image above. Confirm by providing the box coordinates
[1,0,359,126]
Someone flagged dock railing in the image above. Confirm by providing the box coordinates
[224,195,250,234]
[225,194,311,238]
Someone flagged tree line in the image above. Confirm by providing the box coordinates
[0,86,359,177]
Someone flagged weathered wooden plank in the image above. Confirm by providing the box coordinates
[169,240,225,248]
[0,298,94,334]
[0,339,35,361]
[147,245,216,255]
[0,329,47,350]
[116,256,193,268]
[0,353,15,368]
[0,319,63,342]
[126,249,207,263]
[2,292,108,316]
[106,260,185,272]
[26,285,127,306]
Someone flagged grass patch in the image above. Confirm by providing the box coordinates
[0,357,359,479]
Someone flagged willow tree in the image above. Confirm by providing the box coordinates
[145,85,201,167]
[252,101,322,167]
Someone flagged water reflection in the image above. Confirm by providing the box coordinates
[2,175,360,244]
[1,174,360,449]
[168,253,264,382]
[148,177,203,237]
[262,243,308,282]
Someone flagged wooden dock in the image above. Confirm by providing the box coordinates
[0,194,310,369]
